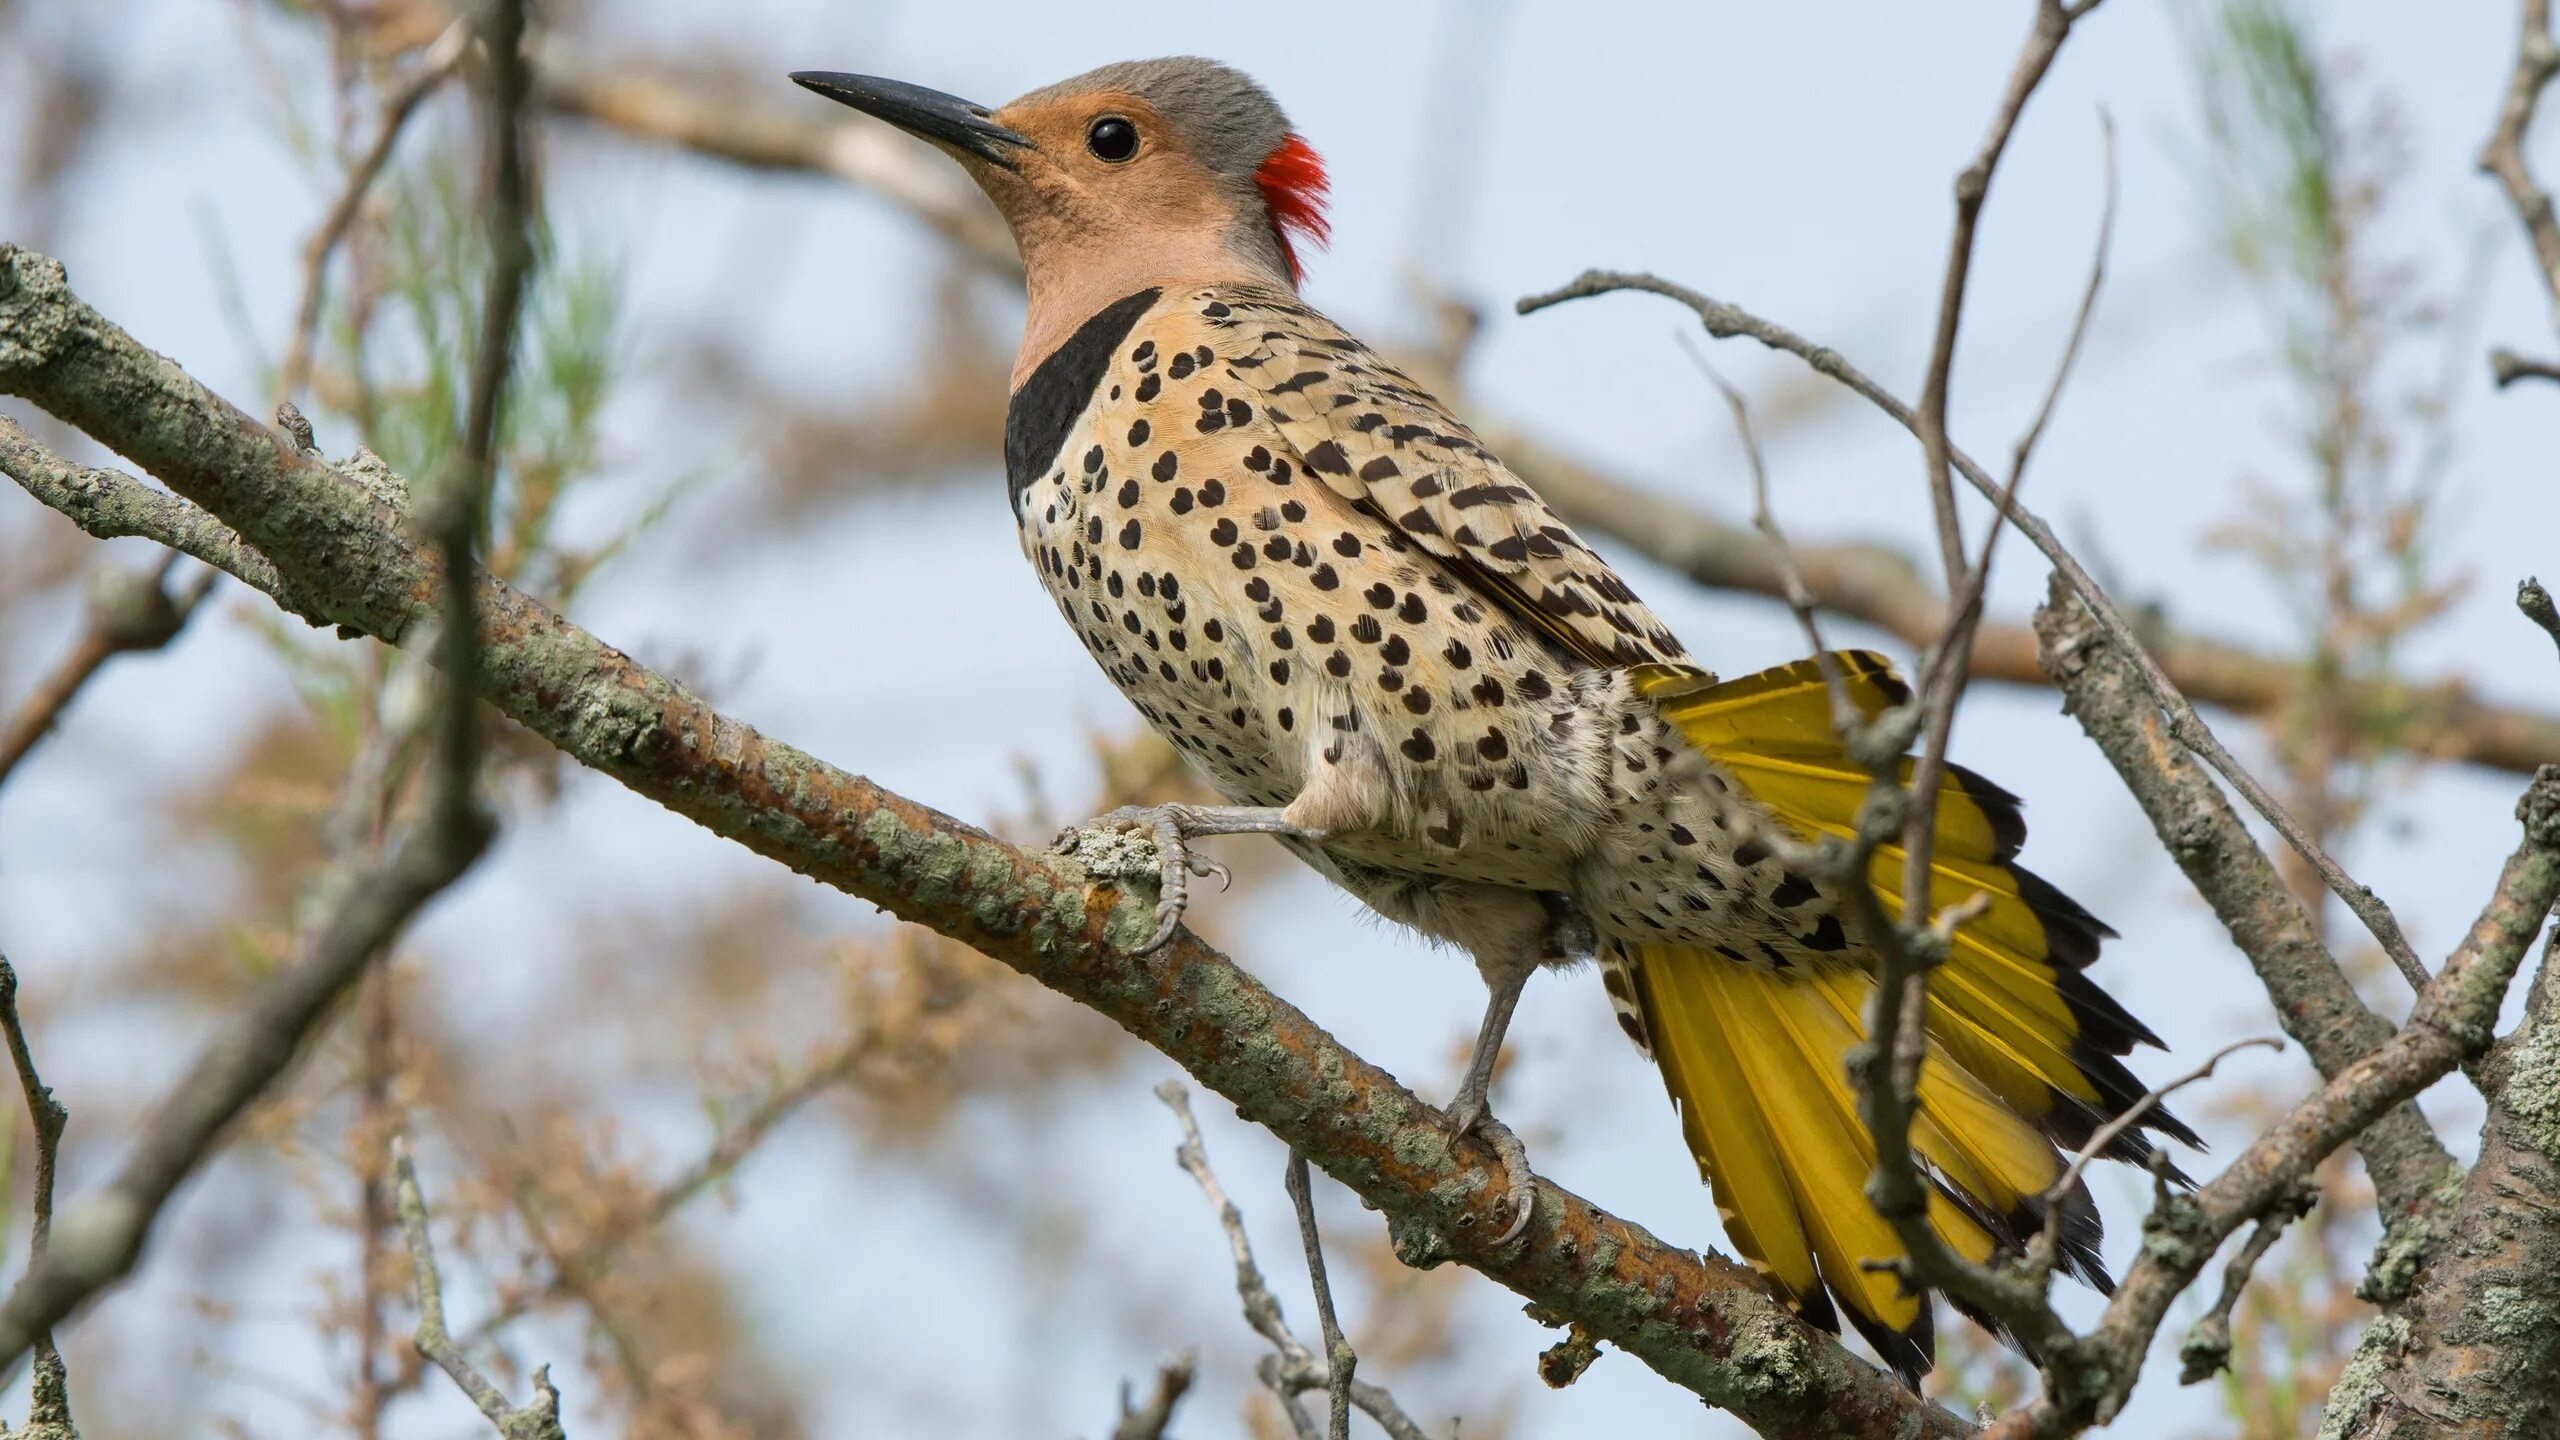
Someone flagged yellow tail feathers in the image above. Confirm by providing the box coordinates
[1635,653,2194,1164]
[1629,942,2055,1378]
[1623,651,2191,1379]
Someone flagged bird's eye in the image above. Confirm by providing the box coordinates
[1086,115,1139,162]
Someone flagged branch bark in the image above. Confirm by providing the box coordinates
[0,245,1966,1440]
[2329,930,2560,1438]
[2034,579,2456,1218]
[1984,767,2560,1438]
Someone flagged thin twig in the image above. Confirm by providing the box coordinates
[2176,1183,2316,1386]
[1286,1152,1355,1440]
[2522,577,2560,665]
[277,19,469,406]
[392,1140,568,1439]
[1672,332,1857,738]
[418,0,533,856]
[1155,1083,1435,1440]
[0,959,73,1431]
[2480,0,2560,333]
[1517,268,2432,989]
[0,556,214,789]
[1912,0,2106,585]
[1110,1355,1197,1440]
[2490,348,2560,387]
[2037,1036,2282,1268]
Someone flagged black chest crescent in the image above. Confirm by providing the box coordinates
[1003,287,1163,513]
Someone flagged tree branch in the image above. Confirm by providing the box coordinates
[1985,767,2560,1438]
[393,1141,569,1440]
[0,958,76,1437]
[1160,1084,1432,1440]
[0,555,213,790]
[276,17,469,406]
[2490,347,2560,387]
[2032,578,2456,1217]
[0,246,1965,1440]
[2481,0,2560,334]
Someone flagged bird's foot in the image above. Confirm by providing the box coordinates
[1446,1092,1537,1246]
[1053,804,1233,953]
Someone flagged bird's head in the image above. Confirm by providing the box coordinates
[791,58,1329,297]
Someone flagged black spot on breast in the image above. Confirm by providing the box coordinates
[1005,288,1160,514]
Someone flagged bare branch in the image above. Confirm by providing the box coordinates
[2044,1036,2281,1250]
[1671,334,1855,737]
[0,555,213,789]
[2480,0,2560,333]
[0,958,74,1435]
[533,43,1016,273]
[2490,347,2560,386]
[1985,767,2560,1438]
[276,18,470,406]
[1516,267,2432,989]
[1912,0,2107,584]
[2035,578,2456,1217]
[2522,577,2560,664]
[1285,1152,1357,1440]
[2174,1183,2315,1387]
[2330,929,2560,1437]
[1157,1084,1436,1440]
[393,1141,568,1440]
[0,418,291,605]
[1110,1355,1197,1440]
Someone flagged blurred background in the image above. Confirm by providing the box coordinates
[2,0,2556,1435]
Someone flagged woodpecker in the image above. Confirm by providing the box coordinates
[792,57,2193,1381]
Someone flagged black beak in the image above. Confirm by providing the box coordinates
[789,72,1029,169]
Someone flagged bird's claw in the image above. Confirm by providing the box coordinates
[1053,804,1217,953]
[1447,1096,1538,1246]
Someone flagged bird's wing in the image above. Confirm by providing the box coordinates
[1193,284,1691,671]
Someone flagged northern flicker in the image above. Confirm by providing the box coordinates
[792,57,2194,1380]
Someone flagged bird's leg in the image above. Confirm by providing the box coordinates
[1447,949,1539,1246]
[1054,803,1320,952]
